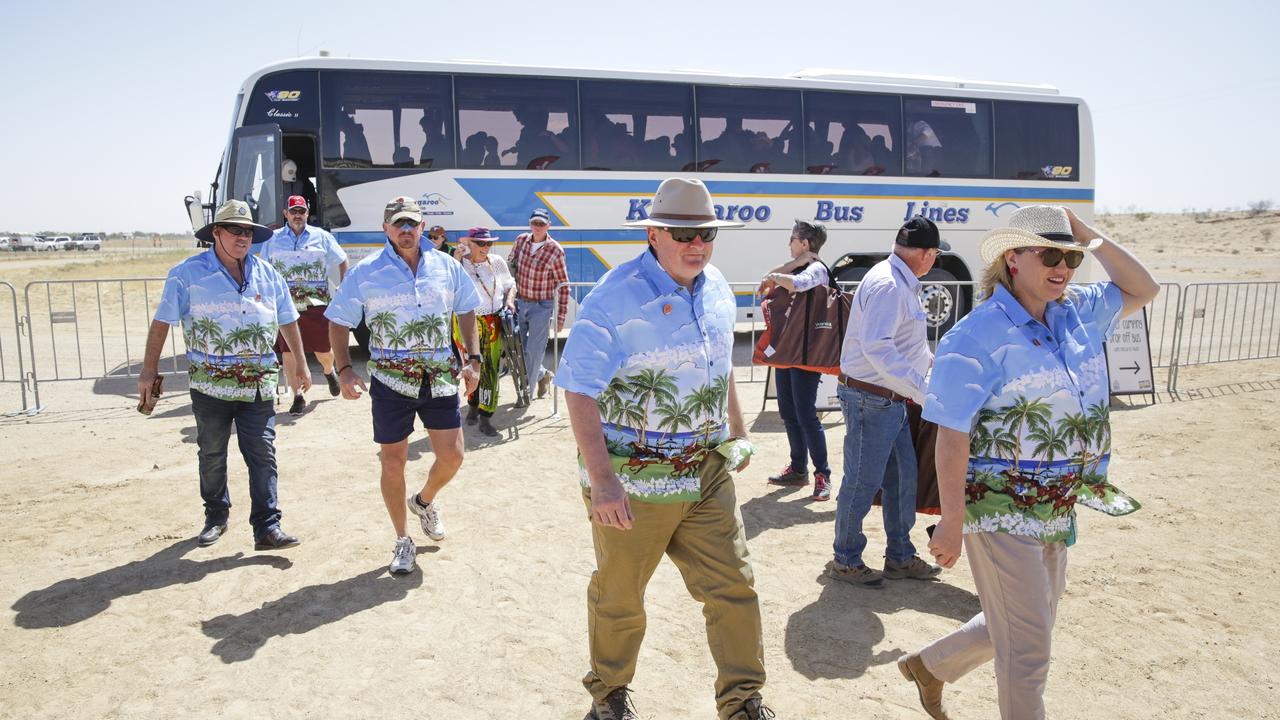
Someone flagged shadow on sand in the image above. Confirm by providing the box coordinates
[11,539,292,629]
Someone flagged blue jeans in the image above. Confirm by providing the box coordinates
[774,367,830,475]
[832,384,918,567]
[517,298,554,384]
[190,390,282,537]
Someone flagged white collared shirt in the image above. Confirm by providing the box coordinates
[838,253,932,403]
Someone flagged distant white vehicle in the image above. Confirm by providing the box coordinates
[32,236,58,251]
[11,235,38,251]
[73,233,102,251]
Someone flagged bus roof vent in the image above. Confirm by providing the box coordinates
[791,68,1058,95]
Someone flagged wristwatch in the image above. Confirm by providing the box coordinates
[467,353,482,365]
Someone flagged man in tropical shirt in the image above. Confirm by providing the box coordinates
[326,196,482,576]
[138,200,310,551]
[260,195,348,416]
[557,178,773,720]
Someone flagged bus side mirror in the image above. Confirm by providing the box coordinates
[184,192,207,233]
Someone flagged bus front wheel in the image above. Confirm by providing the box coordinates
[918,268,965,340]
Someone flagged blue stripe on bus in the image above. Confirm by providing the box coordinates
[454,177,1095,226]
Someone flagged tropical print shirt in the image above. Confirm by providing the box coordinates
[556,250,751,504]
[154,249,299,402]
[325,238,481,399]
[923,282,1140,545]
[259,224,347,313]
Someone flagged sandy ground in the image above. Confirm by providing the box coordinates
[1,213,1279,719]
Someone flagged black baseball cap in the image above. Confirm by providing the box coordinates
[895,216,950,251]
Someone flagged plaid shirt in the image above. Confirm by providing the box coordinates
[509,232,570,329]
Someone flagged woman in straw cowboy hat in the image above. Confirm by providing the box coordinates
[896,205,1158,719]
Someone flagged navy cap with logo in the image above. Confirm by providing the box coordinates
[529,208,551,224]
[895,216,951,251]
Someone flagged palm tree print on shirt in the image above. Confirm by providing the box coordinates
[595,368,729,475]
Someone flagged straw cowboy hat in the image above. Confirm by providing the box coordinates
[195,199,272,244]
[978,205,1103,265]
[623,178,744,229]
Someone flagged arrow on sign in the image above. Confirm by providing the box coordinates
[1121,362,1142,374]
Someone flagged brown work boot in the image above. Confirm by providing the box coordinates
[884,554,943,580]
[741,696,776,719]
[586,687,639,720]
[767,464,809,487]
[825,559,884,588]
[537,370,555,399]
[898,652,951,719]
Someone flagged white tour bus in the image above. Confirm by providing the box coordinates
[187,58,1093,341]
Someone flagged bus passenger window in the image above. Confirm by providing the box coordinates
[803,91,902,176]
[994,101,1079,181]
[904,98,992,178]
[695,86,802,174]
[578,80,694,172]
[455,75,579,170]
[320,71,455,170]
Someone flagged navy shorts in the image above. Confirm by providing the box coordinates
[369,377,461,443]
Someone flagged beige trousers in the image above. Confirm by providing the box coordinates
[581,454,766,720]
[919,531,1068,720]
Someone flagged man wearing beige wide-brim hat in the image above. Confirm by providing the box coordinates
[140,199,310,551]
[556,178,775,720]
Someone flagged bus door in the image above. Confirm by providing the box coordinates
[226,124,283,227]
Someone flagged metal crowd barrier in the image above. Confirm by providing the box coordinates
[1167,281,1280,392]
[0,281,36,416]
[22,279,186,410]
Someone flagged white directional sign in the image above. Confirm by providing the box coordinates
[1104,308,1155,396]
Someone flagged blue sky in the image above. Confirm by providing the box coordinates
[1,0,1275,232]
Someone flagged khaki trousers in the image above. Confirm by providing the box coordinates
[919,532,1068,720]
[581,454,766,720]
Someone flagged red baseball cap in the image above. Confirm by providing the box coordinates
[286,195,309,211]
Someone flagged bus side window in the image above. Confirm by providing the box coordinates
[904,98,992,178]
[803,90,902,176]
[695,86,803,174]
[579,80,694,172]
[994,101,1079,181]
[455,75,579,171]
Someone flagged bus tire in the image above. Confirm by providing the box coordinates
[918,268,964,340]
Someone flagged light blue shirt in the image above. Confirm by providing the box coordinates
[789,261,830,293]
[839,253,931,402]
[325,237,481,399]
[259,224,347,312]
[556,250,740,503]
[154,249,299,402]
[923,282,1138,544]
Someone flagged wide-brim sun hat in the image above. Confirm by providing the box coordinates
[195,199,272,244]
[623,177,745,229]
[979,205,1103,265]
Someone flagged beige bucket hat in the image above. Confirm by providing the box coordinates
[623,178,744,229]
[978,205,1103,265]
[195,200,272,244]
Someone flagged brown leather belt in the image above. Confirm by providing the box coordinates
[839,374,909,403]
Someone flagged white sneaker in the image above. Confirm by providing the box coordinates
[407,495,446,541]
[389,536,416,575]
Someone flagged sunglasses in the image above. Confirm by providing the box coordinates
[218,225,254,238]
[469,240,493,247]
[286,207,308,215]
[394,220,419,232]
[1023,246,1085,269]
[664,227,717,243]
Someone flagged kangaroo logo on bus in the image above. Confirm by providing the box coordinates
[627,198,771,223]
[1041,165,1073,178]
[265,90,302,102]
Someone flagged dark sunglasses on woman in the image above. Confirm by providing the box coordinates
[665,227,717,243]
[1024,246,1085,269]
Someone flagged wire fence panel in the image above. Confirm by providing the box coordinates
[22,279,187,409]
[1147,282,1182,370]
[0,281,34,415]
[1169,281,1280,392]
